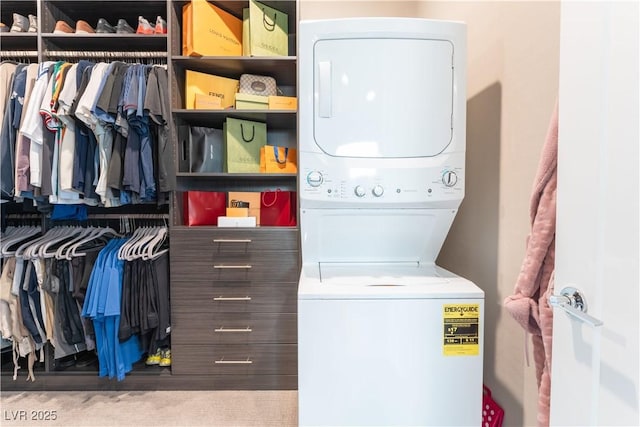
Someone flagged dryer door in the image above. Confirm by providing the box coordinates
[313,38,454,158]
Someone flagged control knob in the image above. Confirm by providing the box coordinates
[442,170,458,187]
[372,185,384,197]
[354,186,366,197]
[307,171,323,187]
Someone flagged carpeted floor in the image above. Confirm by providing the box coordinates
[0,391,298,426]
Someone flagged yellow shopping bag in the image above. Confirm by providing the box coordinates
[185,70,238,110]
[183,0,243,57]
[260,146,297,173]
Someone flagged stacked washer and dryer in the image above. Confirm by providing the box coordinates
[297,18,484,426]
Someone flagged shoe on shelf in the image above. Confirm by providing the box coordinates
[10,13,29,32]
[0,23,9,33]
[145,349,161,366]
[136,16,153,35]
[28,14,37,32]
[75,19,95,34]
[159,348,171,367]
[154,16,167,34]
[96,18,115,34]
[116,19,134,34]
[53,20,74,34]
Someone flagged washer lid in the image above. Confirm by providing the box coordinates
[313,37,454,158]
[298,263,484,299]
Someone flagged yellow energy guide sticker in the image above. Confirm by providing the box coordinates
[443,304,480,356]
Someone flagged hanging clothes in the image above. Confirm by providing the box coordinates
[504,101,558,427]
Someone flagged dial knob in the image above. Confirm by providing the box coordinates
[354,186,366,197]
[442,170,458,187]
[372,185,384,197]
[307,171,323,187]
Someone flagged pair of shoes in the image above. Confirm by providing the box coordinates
[159,348,171,367]
[10,13,37,33]
[0,23,9,33]
[136,16,166,35]
[53,19,94,34]
[145,348,162,365]
[95,18,135,34]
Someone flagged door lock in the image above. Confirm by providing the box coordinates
[548,286,604,327]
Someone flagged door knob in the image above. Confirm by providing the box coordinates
[548,286,604,327]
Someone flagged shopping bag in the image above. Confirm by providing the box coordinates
[260,146,297,173]
[184,191,227,226]
[228,191,261,224]
[482,385,505,427]
[185,70,238,110]
[225,117,267,173]
[183,0,242,57]
[247,0,288,57]
[260,190,296,226]
[189,126,224,173]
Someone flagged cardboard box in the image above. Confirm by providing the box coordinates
[183,0,243,57]
[228,192,261,225]
[268,96,297,110]
[217,216,257,227]
[185,70,238,110]
[226,207,249,217]
[194,93,223,110]
[235,93,269,110]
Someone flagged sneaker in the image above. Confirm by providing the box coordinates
[145,349,161,365]
[159,348,171,367]
[116,19,134,34]
[75,19,95,34]
[154,16,167,34]
[136,16,153,35]
[53,20,74,34]
[10,13,29,32]
[28,14,37,32]
[96,18,115,34]
[0,23,9,33]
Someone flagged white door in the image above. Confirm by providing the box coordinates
[550,1,639,426]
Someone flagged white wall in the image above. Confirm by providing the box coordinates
[299,1,560,425]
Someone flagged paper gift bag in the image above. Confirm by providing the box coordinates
[189,126,224,173]
[228,191,261,224]
[185,70,238,110]
[260,146,297,173]
[183,0,243,57]
[225,118,267,173]
[184,191,227,226]
[247,0,289,57]
[260,191,296,226]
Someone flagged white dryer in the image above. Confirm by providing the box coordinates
[297,18,484,426]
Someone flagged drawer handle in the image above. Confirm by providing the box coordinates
[214,327,252,333]
[213,265,252,269]
[213,239,252,243]
[213,296,252,301]
[214,358,252,365]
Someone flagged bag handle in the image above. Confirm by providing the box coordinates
[261,190,280,207]
[273,147,288,164]
[261,8,276,32]
[240,123,255,143]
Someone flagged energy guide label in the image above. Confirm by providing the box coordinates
[443,304,480,356]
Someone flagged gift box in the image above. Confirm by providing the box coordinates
[268,95,297,110]
[185,70,238,110]
[235,93,269,110]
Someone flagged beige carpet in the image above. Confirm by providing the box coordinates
[0,391,298,427]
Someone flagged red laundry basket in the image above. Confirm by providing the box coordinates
[482,385,505,427]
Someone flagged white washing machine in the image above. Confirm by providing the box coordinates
[297,18,484,426]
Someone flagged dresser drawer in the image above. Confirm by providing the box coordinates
[171,344,297,376]
[171,281,297,313]
[171,312,297,344]
[170,253,300,283]
[171,228,299,255]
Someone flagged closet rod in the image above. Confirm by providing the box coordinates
[44,50,167,59]
[84,214,170,219]
[0,51,39,57]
